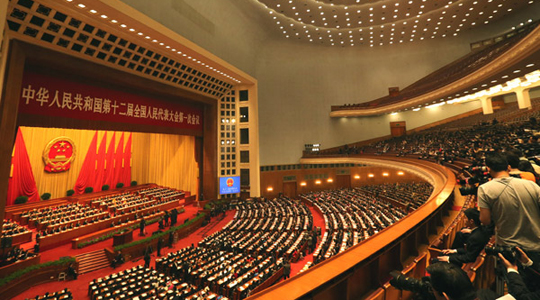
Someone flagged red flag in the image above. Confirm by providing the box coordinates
[93,132,108,191]
[123,133,132,186]
[113,133,125,187]
[74,131,98,194]
[103,132,116,188]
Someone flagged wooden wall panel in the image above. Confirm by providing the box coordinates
[260,166,424,199]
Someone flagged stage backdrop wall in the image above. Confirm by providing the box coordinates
[19,127,198,199]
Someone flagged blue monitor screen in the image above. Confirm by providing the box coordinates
[219,176,240,194]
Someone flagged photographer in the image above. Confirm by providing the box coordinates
[498,247,540,300]
[436,208,491,266]
[390,263,478,300]
[427,263,478,300]
[477,152,540,291]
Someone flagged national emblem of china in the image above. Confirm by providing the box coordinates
[43,137,76,173]
[226,178,234,187]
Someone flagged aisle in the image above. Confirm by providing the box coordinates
[289,205,326,276]
[13,206,236,300]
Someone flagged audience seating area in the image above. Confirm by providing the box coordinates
[358,182,433,210]
[300,187,428,264]
[1,219,32,246]
[200,198,313,262]
[155,247,282,299]
[7,186,185,251]
[89,265,224,300]
[26,288,73,300]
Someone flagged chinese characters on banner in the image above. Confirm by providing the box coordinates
[19,71,203,131]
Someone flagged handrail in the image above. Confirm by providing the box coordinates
[248,156,456,299]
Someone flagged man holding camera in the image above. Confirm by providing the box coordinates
[499,247,540,300]
[478,152,540,292]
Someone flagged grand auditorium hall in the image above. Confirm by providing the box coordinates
[1,0,540,299]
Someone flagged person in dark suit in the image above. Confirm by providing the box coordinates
[139,217,146,236]
[436,208,492,266]
[144,251,151,269]
[169,231,174,248]
[499,247,540,300]
[164,211,170,227]
[283,260,291,280]
[157,238,163,257]
[67,263,78,280]
[171,209,178,226]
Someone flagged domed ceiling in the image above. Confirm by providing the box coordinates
[253,0,537,47]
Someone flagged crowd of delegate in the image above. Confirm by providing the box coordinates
[300,184,431,265]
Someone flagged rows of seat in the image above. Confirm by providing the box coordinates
[0,245,37,267]
[136,187,185,202]
[366,121,540,166]
[25,288,73,300]
[301,188,412,264]
[88,265,223,300]
[22,203,104,230]
[155,246,282,299]
[200,198,313,262]
[358,182,433,210]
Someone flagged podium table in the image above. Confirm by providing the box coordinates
[113,229,133,246]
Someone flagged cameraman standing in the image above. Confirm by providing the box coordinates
[478,152,540,292]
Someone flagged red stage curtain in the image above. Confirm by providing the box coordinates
[113,133,124,188]
[93,132,107,192]
[74,131,98,194]
[122,133,132,186]
[7,129,39,205]
[103,132,116,188]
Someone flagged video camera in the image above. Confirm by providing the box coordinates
[389,271,435,300]
[458,164,491,196]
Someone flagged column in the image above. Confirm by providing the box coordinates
[480,96,493,114]
[515,88,532,110]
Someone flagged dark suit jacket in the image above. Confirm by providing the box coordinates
[507,271,540,300]
[449,226,491,265]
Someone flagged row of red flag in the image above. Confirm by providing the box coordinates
[7,130,132,206]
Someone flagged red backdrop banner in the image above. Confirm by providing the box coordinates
[19,71,203,131]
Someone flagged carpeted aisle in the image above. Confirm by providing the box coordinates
[289,205,326,277]
[13,205,235,300]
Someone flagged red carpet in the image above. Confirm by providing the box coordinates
[12,204,235,300]
[289,205,325,277]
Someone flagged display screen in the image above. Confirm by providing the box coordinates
[219,176,240,194]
